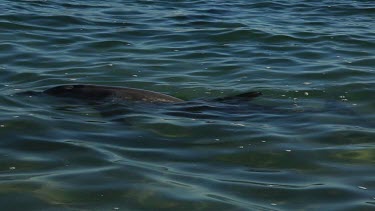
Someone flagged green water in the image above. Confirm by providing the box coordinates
[0,0,374,210]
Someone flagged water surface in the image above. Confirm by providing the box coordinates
[0,0,374,210]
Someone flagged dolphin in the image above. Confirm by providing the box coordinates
[16,84,263,121]
[36,84,262,104]
[16,85,372,128]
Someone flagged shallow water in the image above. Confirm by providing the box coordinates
[1,0,374,210]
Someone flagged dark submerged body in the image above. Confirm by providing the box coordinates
[18,84,367,125]
[18,84,270,121]
[43,84,185,103]
[34,84,263,120]
[41,84,262,104]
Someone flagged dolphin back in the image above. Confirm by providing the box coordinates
[33,84,261,104]
[43,84,184,103]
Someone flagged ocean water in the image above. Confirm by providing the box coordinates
[0,0,374,210]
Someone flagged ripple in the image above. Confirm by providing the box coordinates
[0,0,374,210]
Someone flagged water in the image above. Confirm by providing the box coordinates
[1,0,374,210]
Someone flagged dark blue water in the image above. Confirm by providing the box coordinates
[0,0,374,210]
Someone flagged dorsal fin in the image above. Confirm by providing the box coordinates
[232,91,262,99]
[214,91,262,102]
